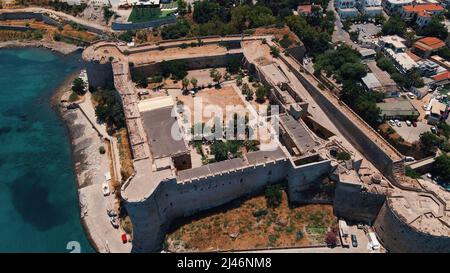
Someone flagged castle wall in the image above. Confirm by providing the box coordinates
[373,201,450,253]
[84,60,114,89]
[130,53,244,77]
[287,160,332,202]
[279,56,397,179]
[333,183,386,224]
[124,156,333,252]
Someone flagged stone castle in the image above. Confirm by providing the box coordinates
[82,36,450,253]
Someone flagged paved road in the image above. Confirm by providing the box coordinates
[1,7,111,34]
[327,1,361,51]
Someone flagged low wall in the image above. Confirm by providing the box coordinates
[0,12,62,28]
[130,53,244,77]
[373,200,450,253]
[0,25,31,31]
[111,15,176,31]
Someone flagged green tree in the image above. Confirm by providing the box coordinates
[211,141,228,161]
[432,154,450,183]
[182,77,190,90]
[255,85,268,103]
[210,68,222,86]
[270,45,280,57]
[190,77,198,89]
[418,16,448,40]
[265,184,283,208]
[382,15,406,36]
[72,77,86,95]
[420,132,442,153]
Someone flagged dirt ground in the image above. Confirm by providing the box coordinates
[165,189,337,252]
[253,26,302,48]
[171,85,248,124]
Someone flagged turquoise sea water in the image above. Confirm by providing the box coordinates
[0,48,93,253]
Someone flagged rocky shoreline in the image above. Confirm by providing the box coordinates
[0,40,82,55]
[51,71,103,253]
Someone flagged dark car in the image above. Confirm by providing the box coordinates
[412,121,417,127]
[351,235,358,248]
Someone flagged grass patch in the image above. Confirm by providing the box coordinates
[128,6,174,23]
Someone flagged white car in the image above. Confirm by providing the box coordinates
[407,92,415,99]
[395,120,401,127]
[405,156,415,162]
[110,216,119,229]
[102,182,110,196]
[389,120,395,126]
[406,120,412,126]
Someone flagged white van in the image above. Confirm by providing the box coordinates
[368,232,380,250]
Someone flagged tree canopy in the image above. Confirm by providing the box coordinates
[382,15,406,36]
[417,16,448,40]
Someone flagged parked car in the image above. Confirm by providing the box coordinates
[351,234,358,247]
[110,216,119,229]
[407,92,415,99]
[412,121,417,127]
[431,126,437,134]
[406,120,412,126]
[357,223,364,229]
[107,209,117,217]
[395,120,401,127]
[121,233,128,244]
[405,156,415,162]
[102,182,110,196]
[389,120,395,126]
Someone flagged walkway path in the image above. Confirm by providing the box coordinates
[1,7,110,34]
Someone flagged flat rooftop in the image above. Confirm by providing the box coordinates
[259,63,289,86]
[177,147,287,182]
[141,106,189,159]
[279,114,319,154]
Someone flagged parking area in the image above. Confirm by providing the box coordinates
[349,23,382,43]
[391,120,432,143]
[345,224,381,253]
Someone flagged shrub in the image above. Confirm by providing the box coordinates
[253,209,268,218]
[99,146,106,154]
[336,151,351,161]
[325,231,337,247]
[265,184,283,208]
[68,91,79,102]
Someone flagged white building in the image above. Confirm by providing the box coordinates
[377,35,407,53]
[358,0,383,17]
[382,0,414,15]
[335,0,360,18]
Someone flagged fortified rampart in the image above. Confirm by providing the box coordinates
[123,149,334,252]
[130,53,244,78]
[334,182,386,223]
[374,200,450,253]
[277,55,403,180]
[83,38,450,253]
[84,60,113,89]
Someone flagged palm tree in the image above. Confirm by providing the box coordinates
[190,77,198,90]
[182,77,190,90]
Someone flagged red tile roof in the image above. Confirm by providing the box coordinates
[433,71,450,82]
[414,37,446,51]
[402,4,444,13]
